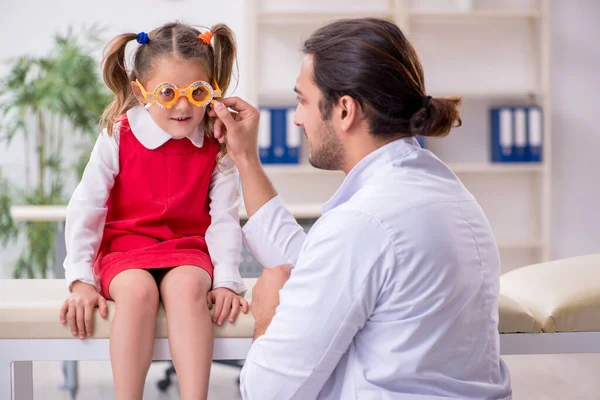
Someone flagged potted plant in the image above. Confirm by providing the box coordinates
[0,25,111,278]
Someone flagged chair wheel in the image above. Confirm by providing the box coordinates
[157,378,171,392]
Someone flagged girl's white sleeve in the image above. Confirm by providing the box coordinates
[205,155,246,295]
[63,128,120,292]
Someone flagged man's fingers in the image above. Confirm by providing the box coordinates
[217,297,233,326]
[229,298,241,323]
[207,292,214,310]
[213,118,226,141]
[212,101,237,130]
[241,298,249,314]
[213,296,224,323]
[215,96,253,116]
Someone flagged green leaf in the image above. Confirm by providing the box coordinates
[0,172,20,247]
[0,24,111,278]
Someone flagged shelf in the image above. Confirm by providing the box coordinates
[256,90,544,108]
[409,10,541,20]
[241,203,322,220]
[264,164,344,176]
[448,163,544,174]
[496,239,543,250]
[10,205,67,222]
[432,90,544,99]
[262,163,543,175]
[256,9,542,25]
[258,91,297,107]
[246,0,552,271]
[9,204,324,223]
[9,206,544,246]
[258,10,393,25]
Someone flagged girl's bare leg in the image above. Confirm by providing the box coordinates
[160,266,213,400]
[109,269,160,400]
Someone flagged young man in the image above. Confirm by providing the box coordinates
[211,17,512,400]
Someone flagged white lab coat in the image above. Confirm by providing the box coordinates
[239,137,512,399]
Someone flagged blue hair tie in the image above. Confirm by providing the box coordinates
[137,32,149,45]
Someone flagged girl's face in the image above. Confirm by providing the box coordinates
[133,56,213,139]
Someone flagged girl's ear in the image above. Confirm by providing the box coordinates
[131,81,145,105]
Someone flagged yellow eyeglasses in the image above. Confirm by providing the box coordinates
[135,79,222,109]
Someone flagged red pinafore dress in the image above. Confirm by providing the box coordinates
[93,116,220,300]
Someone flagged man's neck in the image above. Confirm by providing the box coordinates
[341,133,406,174]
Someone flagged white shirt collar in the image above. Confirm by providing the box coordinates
[322,136,420,214]
[126,106,205,150]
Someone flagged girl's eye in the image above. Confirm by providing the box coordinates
[160,88,174,98]
[192,86,209,101]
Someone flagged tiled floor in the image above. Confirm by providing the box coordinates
[30,354,600,399]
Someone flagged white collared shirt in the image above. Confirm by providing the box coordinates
[63,106,246,294]
[240,137,512,399]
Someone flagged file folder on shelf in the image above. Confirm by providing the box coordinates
[491,106,514,162]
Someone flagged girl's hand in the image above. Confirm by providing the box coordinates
[207,287,249,326]
[59,281,108,339]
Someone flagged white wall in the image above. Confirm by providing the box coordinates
[549,0,600,260]
[0,0,599,276]
[0,0,247,276]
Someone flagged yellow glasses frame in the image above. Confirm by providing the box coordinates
[135,79,222,109]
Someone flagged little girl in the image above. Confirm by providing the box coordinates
[59,22,248,400]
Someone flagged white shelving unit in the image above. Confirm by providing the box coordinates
[244,0,551,272]
[9,204,323,223]
[408,10,542,19]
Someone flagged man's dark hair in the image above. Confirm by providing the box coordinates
[303,18,462,138]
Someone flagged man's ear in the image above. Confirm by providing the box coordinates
[338,95,359,132]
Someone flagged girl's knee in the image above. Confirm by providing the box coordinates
[128,282,159,309]
[162,267,211,304]
[111,271,160,311]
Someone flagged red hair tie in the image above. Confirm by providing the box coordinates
[199,31,213,44]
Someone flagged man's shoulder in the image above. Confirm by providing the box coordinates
[313,206,391,243]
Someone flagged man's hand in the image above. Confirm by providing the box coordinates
[209,97,278,218]
[252,265,293,339]
[207,287,250,326]
[59,281,108,339]
[210,98,260,166]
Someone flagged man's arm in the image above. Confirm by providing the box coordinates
[250,265,292,339]
[210,98,307,267]
[239,210,395,400]
[211,99,277,218]
[236,154,278,218]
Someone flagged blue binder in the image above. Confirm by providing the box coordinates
[286,108,301,164]
[491,106,514,162]
[258,108,272,164]
[526,106,543,162]
[512,107,527,162]
[270,108,287,163]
